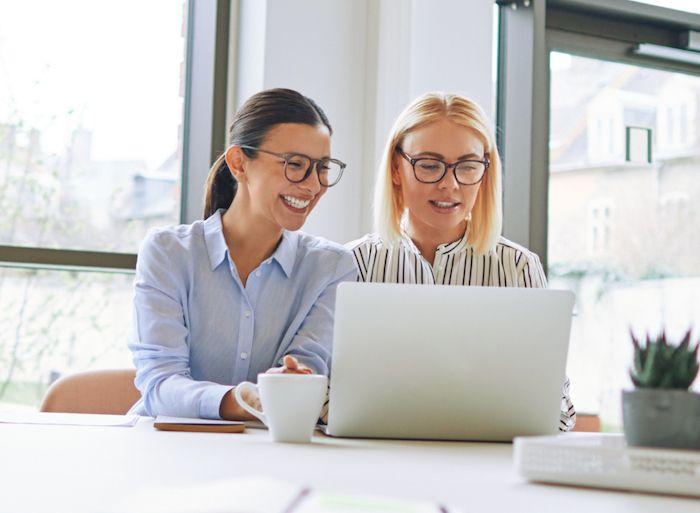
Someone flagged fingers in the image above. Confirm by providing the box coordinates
[264,356,314,375]
[295,364,313,374]
[248,392,262,411]
[235,387,262,417]
[282,355,313,374]
[283,355,299,370]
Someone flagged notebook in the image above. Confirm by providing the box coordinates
[153,416,245,433]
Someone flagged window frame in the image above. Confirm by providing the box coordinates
[496,0,700,270]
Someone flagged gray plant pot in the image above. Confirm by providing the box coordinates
[623,389,700,450]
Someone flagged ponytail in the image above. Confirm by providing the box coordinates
[203,154,237,219]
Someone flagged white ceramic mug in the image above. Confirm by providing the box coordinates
[234,373,328,443]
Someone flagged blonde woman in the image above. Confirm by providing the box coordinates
[348,92,575,430]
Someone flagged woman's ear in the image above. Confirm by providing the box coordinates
[225,146,246,182]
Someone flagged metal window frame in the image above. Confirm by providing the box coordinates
[496,0,700,271]
[496,0,550,263]
[625,126,654,164]
[181,0,232,226]
[0,0,231,273]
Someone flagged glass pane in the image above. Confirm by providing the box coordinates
[0,268,134,411]
[548,52,700,431]
[631,1,700,14]
[0,1,186,253]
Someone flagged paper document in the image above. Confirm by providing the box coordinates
[109,476,458,513]
[0,411,139,427]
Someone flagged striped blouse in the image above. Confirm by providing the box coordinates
[346,231,576,431]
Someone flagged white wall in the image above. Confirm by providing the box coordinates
[408,0,494,120]
[233,0,494,243]
[235,0,267,105]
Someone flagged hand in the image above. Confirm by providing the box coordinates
[265,355,313,375]
[220,385,262,421]
[237,384,262,413]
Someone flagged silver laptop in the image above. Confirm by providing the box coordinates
[326,282,575,441]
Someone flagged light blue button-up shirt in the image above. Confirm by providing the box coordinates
[128,209,357,419]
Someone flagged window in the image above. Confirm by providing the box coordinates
[0,269,133,411]
[0,0,190,410]
[548,53,700,430]
[587,200,612,255]
[586,90,621,163]
[0,1,186,253]
[631,0,700,14]
[657,80,697,153]
[498,0,700,433]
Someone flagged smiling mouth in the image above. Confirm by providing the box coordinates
[429,200,461,209]
[281,194,313,211]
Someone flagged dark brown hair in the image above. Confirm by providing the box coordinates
[203,88,332,218]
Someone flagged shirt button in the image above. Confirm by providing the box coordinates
[244,310,251,318]
[240,352,248,360]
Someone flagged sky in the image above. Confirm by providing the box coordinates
[0,0,185,170]
[633,0,700,13]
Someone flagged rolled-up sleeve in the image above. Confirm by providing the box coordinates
[129,231,232,419]
[280,251,358,375]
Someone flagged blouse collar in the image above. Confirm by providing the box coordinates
[399,218,471,257]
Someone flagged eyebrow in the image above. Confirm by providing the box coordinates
[280,150,332,160]
[412,151,482,160]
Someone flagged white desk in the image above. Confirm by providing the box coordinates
[1,418,697,513]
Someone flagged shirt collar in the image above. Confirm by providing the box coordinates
[270,229,298,278]
[399,219,471,257]
[399,227,422,255]
[204,209,228,271]
[203,209,298,277]
[436,224,470,256]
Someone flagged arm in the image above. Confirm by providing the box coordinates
[559,377,576,432]
[129,231,248,420]
[267,251,356,424]
[517,251,548,288]
[275,252,358,375]
[350,242,371,282]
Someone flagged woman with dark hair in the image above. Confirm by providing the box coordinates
[128,88,356,420]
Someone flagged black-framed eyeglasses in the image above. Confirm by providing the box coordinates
[397,148,489,186]
[239,145,346,187]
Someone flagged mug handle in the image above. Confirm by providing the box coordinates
[233,381,267,424]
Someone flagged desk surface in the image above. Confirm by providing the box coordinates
[1,418,698,513]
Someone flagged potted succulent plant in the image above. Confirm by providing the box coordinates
[622,329,700,450]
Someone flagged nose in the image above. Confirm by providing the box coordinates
[299,164,322,194]
[438,167,460,189]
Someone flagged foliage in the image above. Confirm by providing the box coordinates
[630,329,699,390]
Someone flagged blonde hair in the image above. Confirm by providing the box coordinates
[373,92,502,254]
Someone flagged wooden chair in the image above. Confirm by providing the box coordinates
[40,369,141,415]
[572,414,601,432]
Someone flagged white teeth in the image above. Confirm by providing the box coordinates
[282,195,311,209]
[432,201,458,208]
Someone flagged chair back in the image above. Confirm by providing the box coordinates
[572,414,601,432]
[40,369,140,415]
